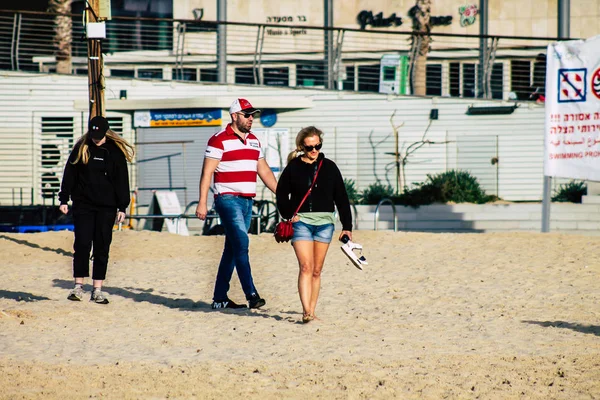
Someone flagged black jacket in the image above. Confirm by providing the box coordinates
[276,153,352,231]
[58,138,130,212]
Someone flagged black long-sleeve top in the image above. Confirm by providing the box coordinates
[58,138,130,212]
[276,153,352,231]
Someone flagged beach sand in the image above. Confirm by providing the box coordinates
[0,230,599,399]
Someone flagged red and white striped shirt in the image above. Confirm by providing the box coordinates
[204,124,264,197]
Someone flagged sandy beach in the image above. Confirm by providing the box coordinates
[0,229,599,399]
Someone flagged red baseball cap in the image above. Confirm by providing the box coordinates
[229,98,260,115]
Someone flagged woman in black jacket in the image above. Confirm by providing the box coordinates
[58,116,134,304]
[276,126,352,323]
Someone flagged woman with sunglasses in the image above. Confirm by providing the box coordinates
[276,126,352,323]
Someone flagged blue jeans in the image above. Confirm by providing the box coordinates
[213,194,258,301]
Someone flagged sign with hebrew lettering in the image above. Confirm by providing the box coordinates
[134,109,222,128]
[544,35,600,180]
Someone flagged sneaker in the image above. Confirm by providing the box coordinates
[248,293,266,309]
[90,289,109,304]
[211,299,247,310]
[67,286,84,301]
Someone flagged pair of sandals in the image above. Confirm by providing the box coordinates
[302,313,315,324]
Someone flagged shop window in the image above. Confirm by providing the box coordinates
[296,63,325,87]
[110,69,135,78]
[449,63,460,97]
[491,63,503,100]
[463,63,476,98]
[200,68,218,82]
[426,64,442,96]
[173,68,197,81]
[342,65,355,91]
[235,67,257,84]
[357,64,380,92]
[138,69,163,80]
[511,60,532,100]
[263,67,289,87]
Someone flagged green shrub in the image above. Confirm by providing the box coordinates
[344,178,360,205]
[552,180,587,203]
[359,182,395,205]
[395,170,493,207]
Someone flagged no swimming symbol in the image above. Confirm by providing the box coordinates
[558,68,587,103]
[592,67,600,100]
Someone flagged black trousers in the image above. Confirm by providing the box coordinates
[72,204,117,280]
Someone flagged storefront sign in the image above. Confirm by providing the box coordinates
[357,9,452,30]
[134,109,222,128]
[357,11,403,30]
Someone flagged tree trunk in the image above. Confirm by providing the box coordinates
[48,0,73,74]
[409,0,431,96]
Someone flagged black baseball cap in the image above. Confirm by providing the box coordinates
[89,116,109,140]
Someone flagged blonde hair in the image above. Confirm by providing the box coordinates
[72,130,135,165]
[286,126,324,164]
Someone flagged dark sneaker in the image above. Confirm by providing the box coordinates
[211,299,247,310]
[248,294,266,309]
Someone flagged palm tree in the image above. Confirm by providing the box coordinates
[48,0,73,74]
[408,0,431,96]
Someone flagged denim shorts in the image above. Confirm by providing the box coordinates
[291,221,335,244]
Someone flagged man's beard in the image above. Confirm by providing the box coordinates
[236,120,250,133]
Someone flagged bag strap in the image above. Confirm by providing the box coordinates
[291,160,323,219]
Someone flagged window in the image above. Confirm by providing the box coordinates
[357,64,380,92]
[235,67,257,84]
[40,117,74,199]
[138,69,163,80]
[511,60,532,100]
[173,68,197,81]
[491,63,504,100]
[263,67,289,86]
[342,65,355,91]
[110,69,135,78]
[532,53,547,99]
[296,63,325,87]
[463,63,476,98]
[382,66,396,82]
[449,63,460,97]
[426,64,442,96]
[200,68,218,82]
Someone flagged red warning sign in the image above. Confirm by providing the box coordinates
[592,67,600,100]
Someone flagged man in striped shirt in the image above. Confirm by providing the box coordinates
[196,98,277,310]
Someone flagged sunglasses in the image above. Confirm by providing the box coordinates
[303,143,322,152]
[239,112,257,118]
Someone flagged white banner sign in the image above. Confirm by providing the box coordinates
[252,128,290,176]
[544,35,600,180]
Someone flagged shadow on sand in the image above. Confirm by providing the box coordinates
[522,320,600,336]
[0,290,51,302]
[52,279,286,321]
[0,234,72,257]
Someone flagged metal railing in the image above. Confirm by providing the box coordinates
[374,198,397,232]
[124,200,277,235]
[0,9,563,101]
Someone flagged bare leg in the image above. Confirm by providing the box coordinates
[308,241,330,318]
[293,240,315,320]
[93,279,103,290]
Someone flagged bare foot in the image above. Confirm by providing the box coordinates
[302,313,314,324]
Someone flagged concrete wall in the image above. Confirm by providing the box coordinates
[351,203,600,235]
